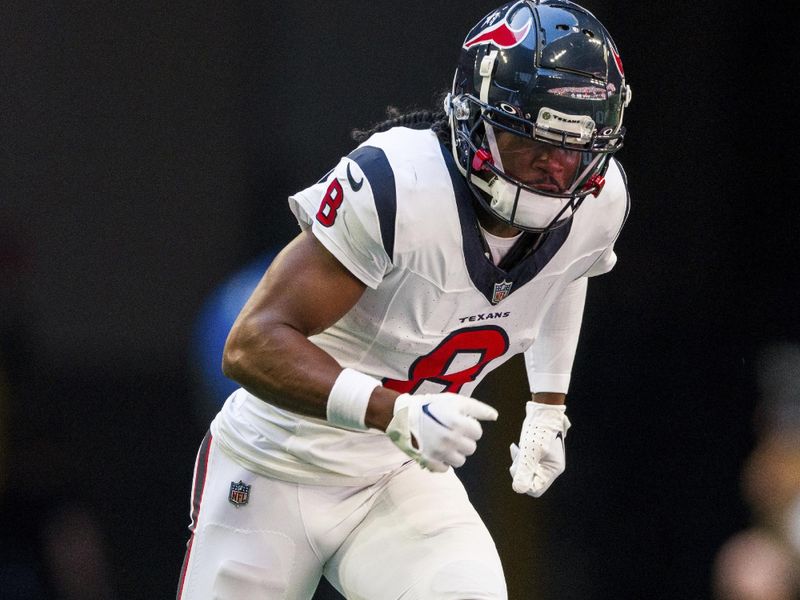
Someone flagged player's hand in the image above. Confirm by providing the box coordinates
[386,393,499,472]
[509,401,571,497]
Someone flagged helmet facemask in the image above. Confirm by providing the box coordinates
[450,93,622,232]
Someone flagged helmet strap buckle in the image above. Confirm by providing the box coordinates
[471,148,494,172]
[478,51,498,103]
[584,173,606,197]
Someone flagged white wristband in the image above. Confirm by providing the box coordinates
[326,368,381,430]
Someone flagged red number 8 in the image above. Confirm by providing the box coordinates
[383,326,509,394]
[316,179,344,227]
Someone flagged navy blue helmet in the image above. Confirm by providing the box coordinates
[447,0,632,232]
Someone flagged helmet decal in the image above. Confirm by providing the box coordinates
[463,2,532,50]
[611,46,624,76]
[547,86,609,100]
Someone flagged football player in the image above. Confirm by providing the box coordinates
[177,1,632,598]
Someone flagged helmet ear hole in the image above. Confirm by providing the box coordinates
[623,85,633,108]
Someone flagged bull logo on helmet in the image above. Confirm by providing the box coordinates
[463,1,532,50]
[611,46,625,76]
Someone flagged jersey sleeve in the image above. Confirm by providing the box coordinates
[581,158,630,278]
[583,244,618,277]
[288,154,393,289]
[524,277,588,394]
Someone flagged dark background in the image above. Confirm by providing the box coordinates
[1,1,797,599]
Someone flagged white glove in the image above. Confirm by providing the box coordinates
[509,401,571,497]
[386,393,499,472]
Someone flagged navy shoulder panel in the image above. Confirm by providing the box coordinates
[347,146,397,262]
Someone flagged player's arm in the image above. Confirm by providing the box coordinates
[510,277,587,496]
[221,228,497,473]
[225,147,499,471]
[525,276,587,396]
[532,391,566,405]
[221,229,398,431]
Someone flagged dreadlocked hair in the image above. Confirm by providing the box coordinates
[351,92,452,147]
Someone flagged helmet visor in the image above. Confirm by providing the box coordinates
[483,122,606,200]
[490,129,583,195]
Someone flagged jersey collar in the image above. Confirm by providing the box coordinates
[439,143,572,305]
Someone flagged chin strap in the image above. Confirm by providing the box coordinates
[583,173,606,196]
[478,51,498,104]
[471,148,493,172]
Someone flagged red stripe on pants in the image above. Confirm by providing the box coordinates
[176,431,213,599]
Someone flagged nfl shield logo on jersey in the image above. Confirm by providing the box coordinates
[492,280,513,304]
[228,480,251,507]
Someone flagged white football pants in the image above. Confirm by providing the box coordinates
[177,432,507,600]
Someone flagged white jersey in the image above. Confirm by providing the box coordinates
[211,127,629,485]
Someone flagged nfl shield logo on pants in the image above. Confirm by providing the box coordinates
[492,280,513,304]
[228,480,251,507]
